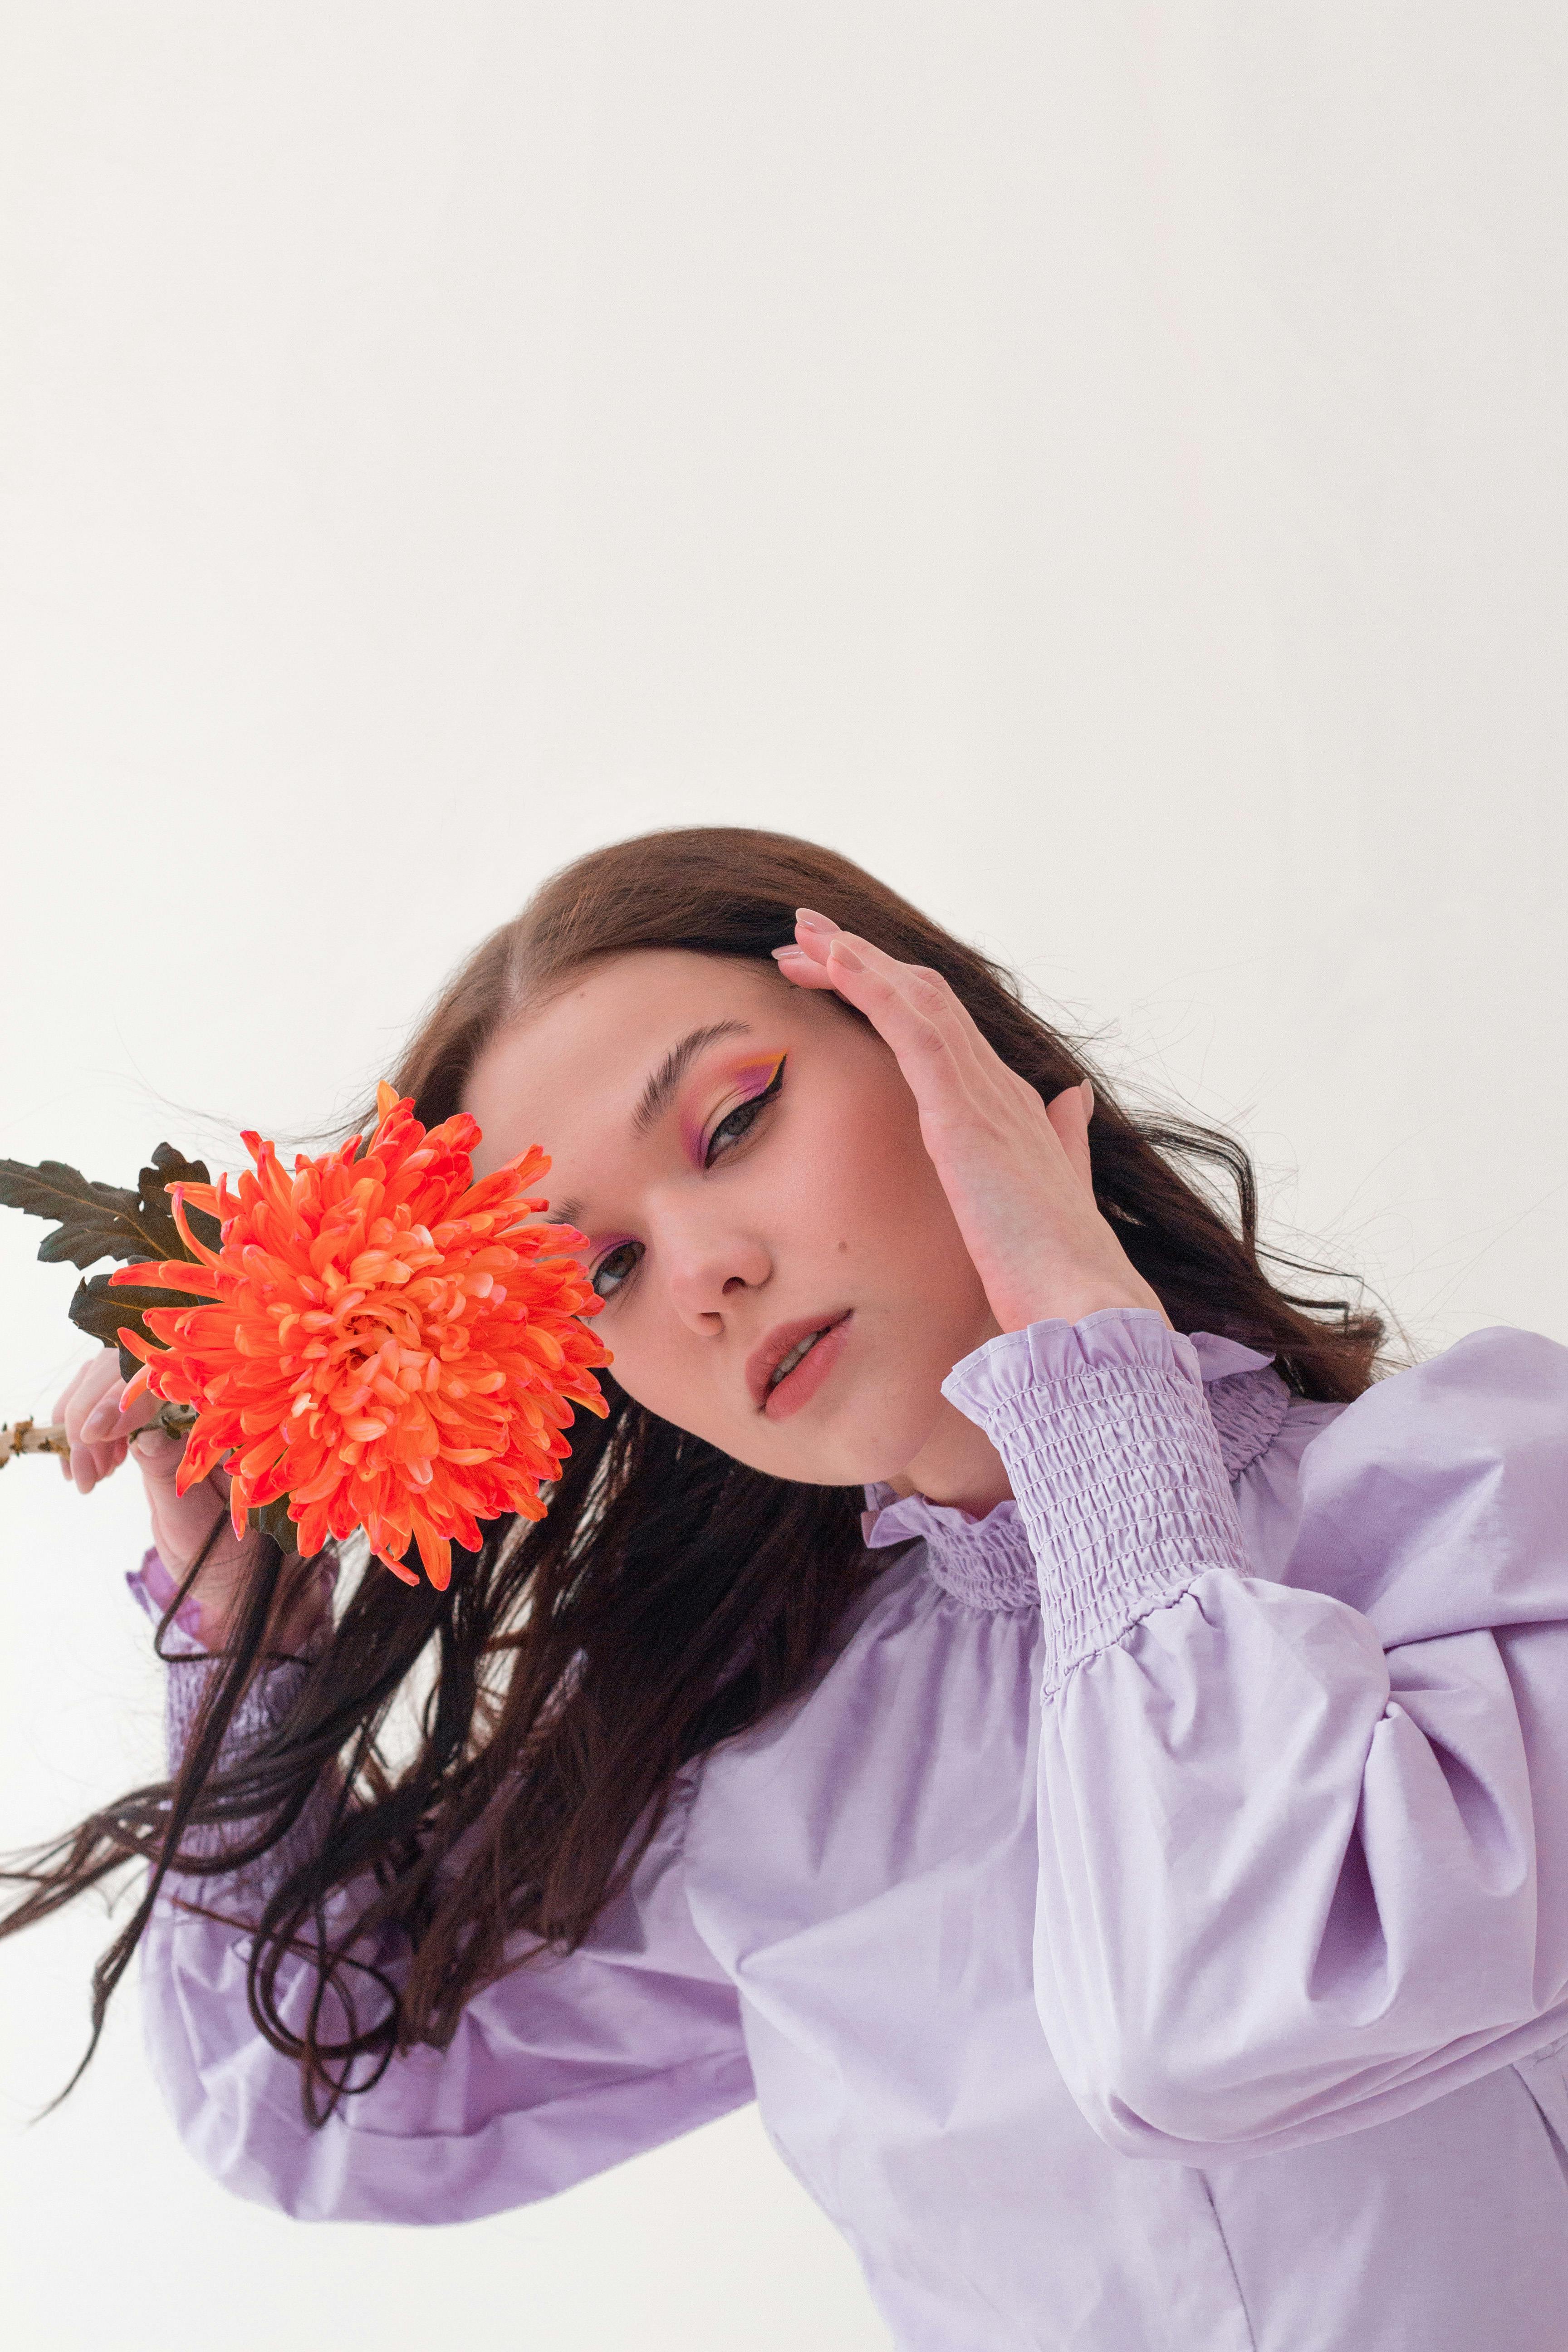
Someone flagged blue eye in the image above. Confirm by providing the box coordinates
[705,1056,787,1168]
[590,1240,642,1302]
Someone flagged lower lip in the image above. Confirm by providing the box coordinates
[762,1315,852,1421]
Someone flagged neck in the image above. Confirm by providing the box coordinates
[883,1394,1013,1517]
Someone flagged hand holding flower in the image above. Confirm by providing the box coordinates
[2,1087,612,1604]
[53,1348,277,1647]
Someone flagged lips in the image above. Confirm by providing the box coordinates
[746,1311,852,1414]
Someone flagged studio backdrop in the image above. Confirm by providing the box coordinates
[2,9,1564,2349]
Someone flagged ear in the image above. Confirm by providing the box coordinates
[1045,1080,1096,1197]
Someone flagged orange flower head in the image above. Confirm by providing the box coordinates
[111,1084,611,1590]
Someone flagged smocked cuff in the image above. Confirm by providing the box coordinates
[126,1548,209,1654]
[128,1549,332,1901]
[941,1309,1248,1694]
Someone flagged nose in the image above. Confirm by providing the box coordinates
[661,1209,772,1333]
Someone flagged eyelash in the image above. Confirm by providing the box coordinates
[703,1054,786,1168]
[588,1056,788,1303]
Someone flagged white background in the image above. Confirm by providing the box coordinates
[2,6,1565,2347]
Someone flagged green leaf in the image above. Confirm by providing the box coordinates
[0,1161,141,1269]
[135,1144,222,1260]
[69,1271,204,1377]
[248,1495,299,1555]
[0,1142,218,1271]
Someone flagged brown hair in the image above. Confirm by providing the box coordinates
[2,826,1384,2115]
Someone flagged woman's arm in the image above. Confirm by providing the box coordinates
[129,1566,753,2224]
[59,1274,752,2223]
[774,916,1568,2156]
[946,1308,1568,2161]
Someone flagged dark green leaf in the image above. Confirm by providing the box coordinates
[136,1144,221,1259]
[0,1161,142,1269]
[0,1142,217,1271]
[68,1272,202,1377]
[248,1495,299,1554]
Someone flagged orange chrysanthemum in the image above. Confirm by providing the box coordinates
[111,1083,610,1590]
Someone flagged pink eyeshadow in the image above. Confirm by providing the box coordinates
[682,1052,786,1162]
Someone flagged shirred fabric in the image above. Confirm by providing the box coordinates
[860,1488,1039,1613]
[131,1311,1568,2349]
[940,1311,1251,1690]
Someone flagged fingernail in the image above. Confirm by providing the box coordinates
[795,908,837,934]
[771,944,807,960]
[1082,1079,1095,1116]
[826,935,863,972]
[82,1407,113,1439]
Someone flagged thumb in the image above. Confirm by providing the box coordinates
[130,1421,189,1485]
[1045,1079,1096,1197]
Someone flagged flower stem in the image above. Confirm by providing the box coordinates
[0,1401,197,1469]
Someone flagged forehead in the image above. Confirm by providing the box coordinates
[464,949,794,1176]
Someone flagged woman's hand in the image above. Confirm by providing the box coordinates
[774,911,1170,1336]
[54,1351,325,1649]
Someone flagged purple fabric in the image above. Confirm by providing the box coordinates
[126,1549,208,1651]
[133,1309,1568,2347]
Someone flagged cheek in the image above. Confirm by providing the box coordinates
[795,1073,953,1248]
[588,1288,731,1440]
[766,1077,973,1317]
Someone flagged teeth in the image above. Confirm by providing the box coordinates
[769,1328,826,1388]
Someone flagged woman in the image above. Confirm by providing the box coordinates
[15,827,1568,2350]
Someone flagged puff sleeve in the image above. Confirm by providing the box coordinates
[129,1563,753,2223]
[944,1309,1568,2161]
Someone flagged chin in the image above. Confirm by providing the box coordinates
[786,1396,949,1491]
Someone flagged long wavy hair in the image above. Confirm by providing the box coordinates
[1,826,1386,2116]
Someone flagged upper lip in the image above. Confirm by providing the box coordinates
[745,1312,850,1411]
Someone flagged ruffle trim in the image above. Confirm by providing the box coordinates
[865,1317,1282,1631]
[862,1487,1039,1613]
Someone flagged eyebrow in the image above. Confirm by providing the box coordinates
[633,1020,751,1134]
[548,1019,753,1230]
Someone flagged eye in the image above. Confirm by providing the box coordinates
[589,1240,643,1302]
[705,1055,786,1168]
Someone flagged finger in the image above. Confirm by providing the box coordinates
[80,1431,131,1490]
[64,1360,123,1447]
[771,944,843,991]
[82,1382,161,1445]
[1045,1081,1096,1197]
[790,909,838,962]
[832,932,996,1060]
[769,911,838,980]
[55,1348,121,1431]
[74,1434,134,1495]
[80,1378,135,1442]
[815,932,984,1083]
[129,1423,189,1485]
[70,1439,116,1496]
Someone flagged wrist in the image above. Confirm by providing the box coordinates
[151,1527,333,1654]
[996,1289,1171,1336]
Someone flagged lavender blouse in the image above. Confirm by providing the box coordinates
[131,1309,1568,2349]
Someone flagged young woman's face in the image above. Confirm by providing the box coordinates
[465,949,1005,1498]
